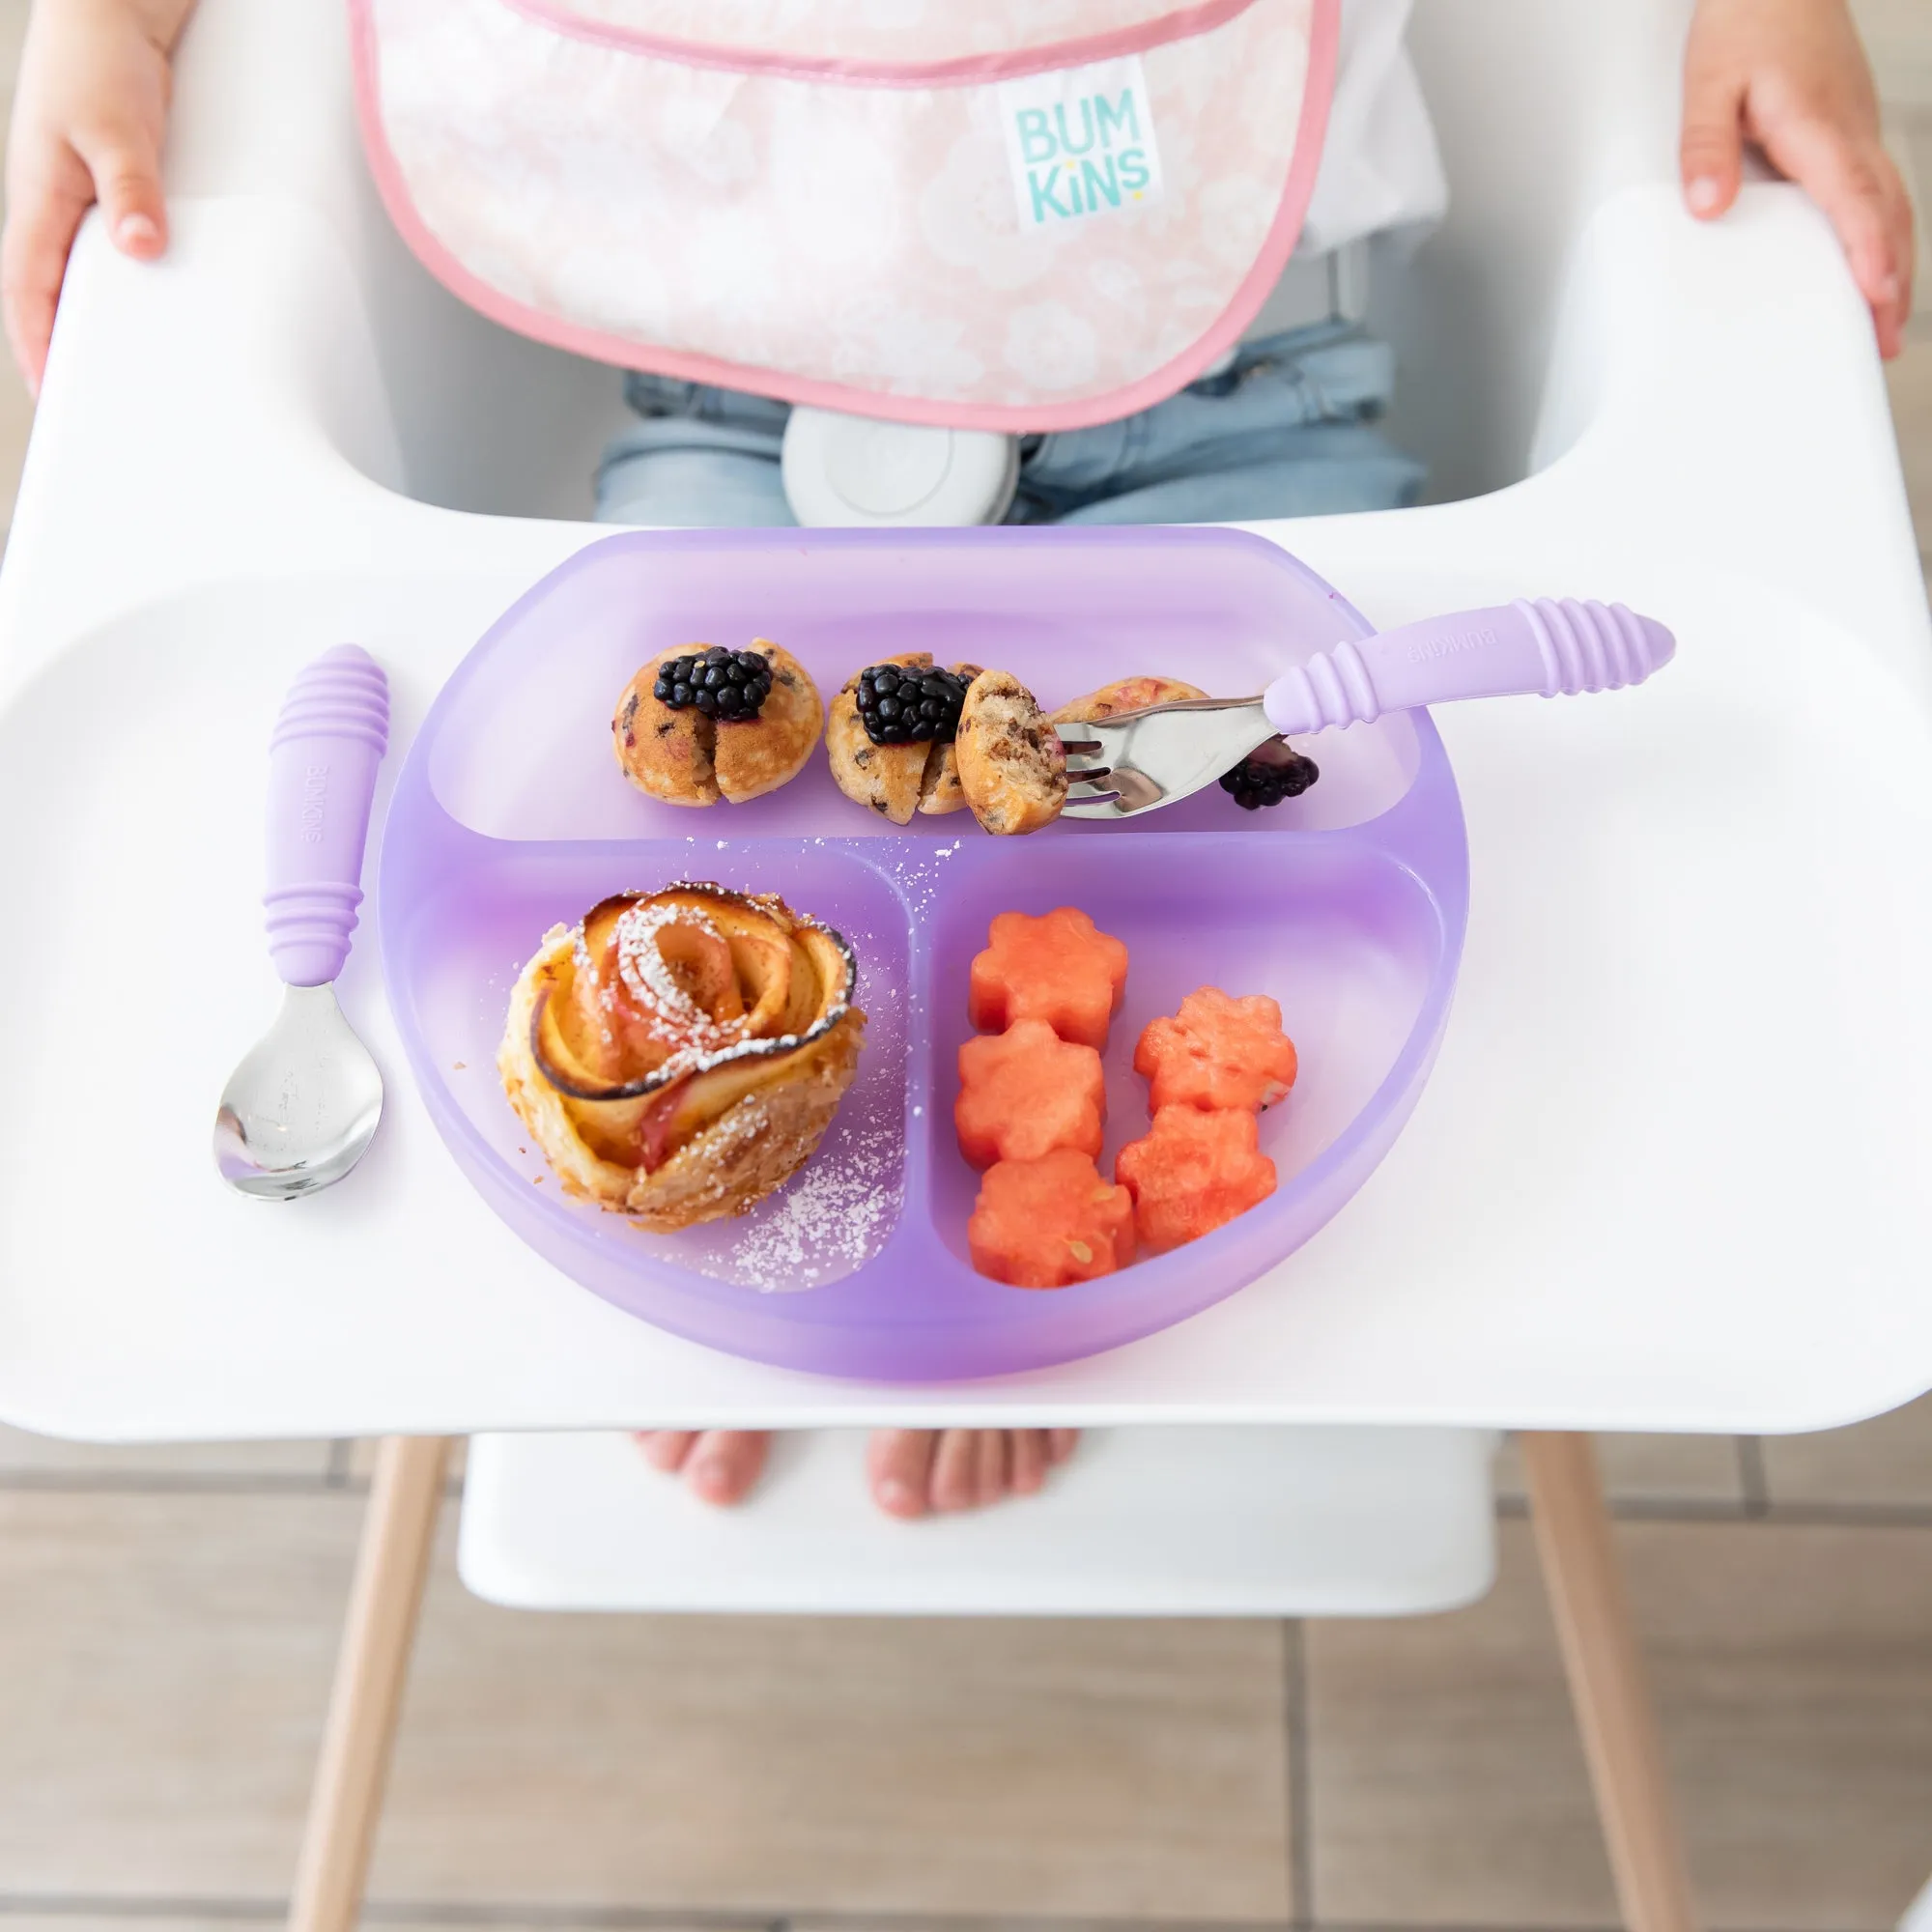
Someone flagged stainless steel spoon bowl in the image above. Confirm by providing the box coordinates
[213,645,390,1202]
[213,985,384,1199]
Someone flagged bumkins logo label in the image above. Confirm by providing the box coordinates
[1405,627,1497,664]
[300,762,330,844]
[997,56,1165,231]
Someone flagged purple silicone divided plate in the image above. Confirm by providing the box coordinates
[377,526,1468,1381]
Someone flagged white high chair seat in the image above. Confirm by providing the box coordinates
[459,1427,1499,1617]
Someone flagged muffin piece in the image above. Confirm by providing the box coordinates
[1050,675,1208,725]
[828,652,982,822]
[955,669,1067,836]
[827,651,931,824]
[916,661,981,815]
[713,643,821,803]
[613,663,717,805]
[612,639,820,807]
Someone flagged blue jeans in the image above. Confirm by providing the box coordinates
[593,323,1424,526]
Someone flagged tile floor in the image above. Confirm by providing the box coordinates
[5,1418,1932,1930]
[4,5,1932,1931]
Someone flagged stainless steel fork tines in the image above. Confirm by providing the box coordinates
[1057,697,1277,819]
[1050,599,1680,822]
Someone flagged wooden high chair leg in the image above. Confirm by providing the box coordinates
[1520,1432,1698,1932]
[288,1435,453,1932]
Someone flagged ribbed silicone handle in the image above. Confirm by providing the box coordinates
[1263,599,1676,737]
[264,645,390,987]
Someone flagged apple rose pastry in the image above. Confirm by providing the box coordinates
[498,884,866,1231]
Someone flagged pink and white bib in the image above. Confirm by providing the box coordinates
[351,0,1339,431]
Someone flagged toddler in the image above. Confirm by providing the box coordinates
[6,0,1913,1517]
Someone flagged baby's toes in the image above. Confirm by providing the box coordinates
[867,1428,939,1518]
[635,1429,699,1474]
[930,1427,992,1512]
[976,1428,1011,1505]
[1009,1428,1050,1494]
[684,1430,771,1505]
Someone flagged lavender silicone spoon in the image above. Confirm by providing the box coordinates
[1059,598,1675,817]
[213,646,390,1199]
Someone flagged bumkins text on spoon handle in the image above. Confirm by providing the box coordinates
[264,646,390,987]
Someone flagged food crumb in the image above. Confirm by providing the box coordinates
[452,1062,467,1071]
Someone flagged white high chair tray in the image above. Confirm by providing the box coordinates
[0,512,1928,1442]
[2,0,1931,1443]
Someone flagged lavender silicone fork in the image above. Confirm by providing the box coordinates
[213,646,390,1199]
[1060,598,1676,817]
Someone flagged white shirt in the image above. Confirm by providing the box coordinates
[1300,0,1447,255]
[1242,0,1447,338]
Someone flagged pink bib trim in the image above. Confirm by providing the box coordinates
[500,0,1266,87]
[351,0,1339,435]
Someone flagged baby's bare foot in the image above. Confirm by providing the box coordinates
[866,1428,1080,1519]
[634,1428,771,1505]
[636,1427,1078,1515]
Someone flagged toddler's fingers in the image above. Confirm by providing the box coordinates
[0,152,92,396]
[1680,48,1747,217]
[71,123,167,258]
[1764,115,1912,355]
[1868,160,1916,358]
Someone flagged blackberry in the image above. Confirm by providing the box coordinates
[652,645,774,721]
[1219,748,1320,810]
[854,663,970,747]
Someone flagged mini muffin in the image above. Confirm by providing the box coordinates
[828,652,927,824]
[955,669,1067,836]
[828,653,981,824]
[1050,675,1208,726]
[613,639,821,807]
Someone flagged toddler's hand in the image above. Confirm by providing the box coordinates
[1682,0,1915,357]
[3,0,196,396]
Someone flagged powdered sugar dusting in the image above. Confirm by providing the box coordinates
[612,899,746,1050]
[686,1116,903,1293]
[510,868,909,1295]
[668,1099,771,1214]
[886,837,968,925]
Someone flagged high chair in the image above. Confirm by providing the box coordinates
[1,2,1925,1932]
[295,1429,1689,1932]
